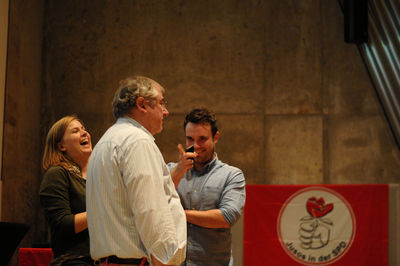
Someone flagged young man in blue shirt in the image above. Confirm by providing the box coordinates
[168,108,246,266]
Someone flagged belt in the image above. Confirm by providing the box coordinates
[99,255,149,265]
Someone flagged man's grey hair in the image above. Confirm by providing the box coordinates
[112,76,164,119]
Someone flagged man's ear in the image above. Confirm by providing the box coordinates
[57,142,66,152]
[136,97,146,111]
[213,131,220,144]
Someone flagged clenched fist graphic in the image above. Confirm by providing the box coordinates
[298,197,334,249]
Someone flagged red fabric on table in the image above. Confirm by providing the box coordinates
[19,248,53,266]
[244,184,388,266]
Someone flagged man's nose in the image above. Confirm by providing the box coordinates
[163,107,169,117]
[193,142,200,150]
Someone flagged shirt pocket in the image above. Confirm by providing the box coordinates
[200,186,222,210]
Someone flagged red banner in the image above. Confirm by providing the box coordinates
[244,185,388,265]
[19,248,53,266]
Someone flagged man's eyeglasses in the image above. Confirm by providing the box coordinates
[159,99,167,108]
[146,98,167,108]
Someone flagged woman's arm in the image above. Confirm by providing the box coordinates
[74,212,88,233]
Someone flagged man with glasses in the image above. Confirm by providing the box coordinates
[86,76,186,266]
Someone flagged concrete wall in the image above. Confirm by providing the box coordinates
[41,0,400,186]
[0,0,10,221]
[2,0,400,265]
[2,0,45,264]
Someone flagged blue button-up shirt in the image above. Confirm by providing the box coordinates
[168,155,246,266]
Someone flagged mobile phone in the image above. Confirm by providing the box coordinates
[185,145,195,161]
[185,145,194,153]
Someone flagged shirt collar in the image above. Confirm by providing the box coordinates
[117,116,155,141]
[194,153,219,174]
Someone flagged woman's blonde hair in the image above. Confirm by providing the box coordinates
[42,115,83,170]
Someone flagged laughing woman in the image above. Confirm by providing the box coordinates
[39,115,93,265]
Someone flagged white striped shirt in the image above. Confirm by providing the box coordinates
[86,117,186,265]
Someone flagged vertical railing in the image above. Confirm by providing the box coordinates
[359,0,400,148]
[339,0,400,148]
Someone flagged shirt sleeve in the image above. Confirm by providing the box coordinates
[219,169,246,226]
[122,139,186,265]
[39,167,76,236]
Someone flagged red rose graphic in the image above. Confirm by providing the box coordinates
[306,197,333,218]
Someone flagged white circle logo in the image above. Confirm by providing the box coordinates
[277,187,356,265]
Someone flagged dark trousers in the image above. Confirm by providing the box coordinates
[62,257,94,266]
